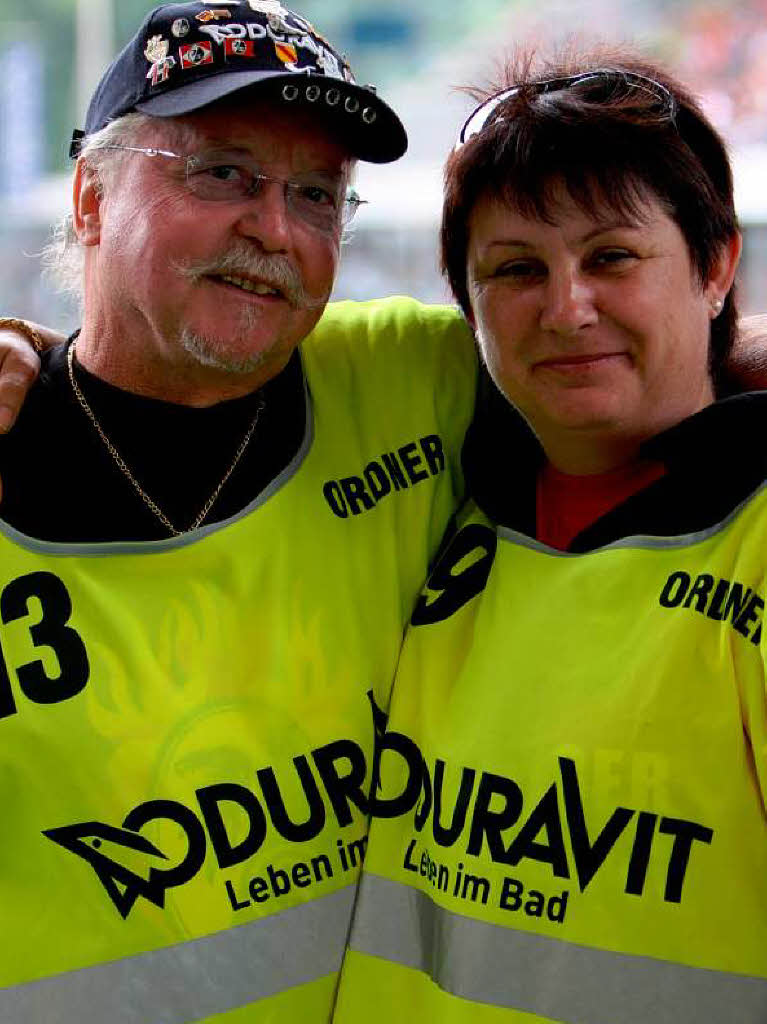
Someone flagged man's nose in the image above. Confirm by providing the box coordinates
[234,180,292,252]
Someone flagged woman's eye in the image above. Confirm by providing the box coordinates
[494,260,545,282]
[592,248,636,268]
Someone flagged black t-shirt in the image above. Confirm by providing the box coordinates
[0,342,306,542]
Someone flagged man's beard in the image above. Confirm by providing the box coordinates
[172,241,330,374]
[179,308,270,375]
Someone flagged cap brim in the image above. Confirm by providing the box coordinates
[136,71,407,164]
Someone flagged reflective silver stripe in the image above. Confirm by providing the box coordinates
[349,873,767,1024]
[2,883,355,1024]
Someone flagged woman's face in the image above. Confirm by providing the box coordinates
[466,185,737,471]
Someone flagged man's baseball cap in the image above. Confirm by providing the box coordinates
[70,1,407,163]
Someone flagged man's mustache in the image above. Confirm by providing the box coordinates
[172,245,328,310]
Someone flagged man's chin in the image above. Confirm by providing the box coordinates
[180,329,270,376]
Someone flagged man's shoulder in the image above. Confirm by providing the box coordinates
[303,296,476,373]
[299,297,477,431]
[317,295,463,325]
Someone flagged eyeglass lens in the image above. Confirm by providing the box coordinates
[184,151,359,230]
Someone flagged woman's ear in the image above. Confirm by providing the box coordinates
[707,232,742,313]
[72,158,102,246]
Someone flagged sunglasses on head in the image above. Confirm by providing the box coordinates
[456,69,678,148]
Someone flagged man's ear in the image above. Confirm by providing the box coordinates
[72,158,102,246]
[707,231,742,311]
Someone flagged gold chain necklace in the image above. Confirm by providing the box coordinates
[67,341,264,537]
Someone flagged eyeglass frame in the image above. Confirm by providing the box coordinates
[94,144,367,231]
[455,69,678,148]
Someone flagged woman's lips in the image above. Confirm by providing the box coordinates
[534,352,628,373]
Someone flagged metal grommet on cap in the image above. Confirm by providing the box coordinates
[76,0,409,166]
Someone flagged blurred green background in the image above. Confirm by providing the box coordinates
[3,0,767,326]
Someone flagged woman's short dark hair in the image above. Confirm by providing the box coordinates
[441,47,740,389]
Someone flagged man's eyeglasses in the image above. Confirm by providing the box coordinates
[456,69,678,148]
[98,145,366,233]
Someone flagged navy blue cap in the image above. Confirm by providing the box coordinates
[71,1,407,163]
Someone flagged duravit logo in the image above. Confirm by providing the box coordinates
[42,701,386,919]
[44,808,204,919]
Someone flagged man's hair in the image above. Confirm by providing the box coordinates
[441,46,740,389]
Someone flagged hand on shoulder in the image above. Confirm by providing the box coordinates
[728,315,767,392]
[0,319,65,434]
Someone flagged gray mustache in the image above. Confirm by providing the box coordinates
[172,245,324,310]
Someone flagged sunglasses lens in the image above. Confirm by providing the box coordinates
[566,71,675,114]
[459,88,518,144]
[457,70,675,148]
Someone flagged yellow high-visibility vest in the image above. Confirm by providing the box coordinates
[338,464,767,1023]
[0,297,475,1024]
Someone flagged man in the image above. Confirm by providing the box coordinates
[0,3,475,1022]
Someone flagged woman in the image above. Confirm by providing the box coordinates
[334,49,767,1022]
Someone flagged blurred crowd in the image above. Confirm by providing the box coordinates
[661,0,767,143]
[6,0,767,327]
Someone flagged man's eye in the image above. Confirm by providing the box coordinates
[187,162,251,198]
[294,184,338,207]
[203,164,246,183]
